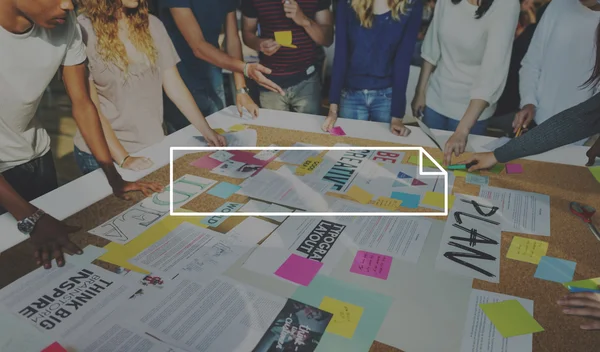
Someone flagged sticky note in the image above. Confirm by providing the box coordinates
[506,236,548,264]
[534,256,577,283]
[347,185,373,204]
[207,182,241,199]
[330,126,346,136]
[274,31,297,48]
[466,173,489,186]
[319,296,364,339]
[454,170,467,177]
[296,156,323,175]
[506,163,523,174]
[191,154,224,170]
[489,163,505,174]
[391,192,420,208]
[214,128,226,134]
[563,278,600,290]
[42,342,68,352]
[350,250,393,280]
[421,192,455,210]
[408,155,443,169]
[590,166,600,183]
[275,254,323,286]
[228,124,247,132]
[209,150,234,162]
[373,196,402,210]
[479,300,544,338]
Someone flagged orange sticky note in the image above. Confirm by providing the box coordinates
[347,185,373,204]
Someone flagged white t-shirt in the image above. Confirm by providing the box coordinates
[520,0,600,125]
[421,0,520,121]
[0,12,86,173]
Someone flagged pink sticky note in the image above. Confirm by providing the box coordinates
[190,154,224,169]
[42,342,68,352]
[350,250,393,280]
[275,254,323,286]
[506,163,523,174]
[330,126,346,136]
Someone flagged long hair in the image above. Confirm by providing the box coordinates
[583,21,600,89]
[451,0,493,19]
[79,0,158,72]
[351,0,411,28]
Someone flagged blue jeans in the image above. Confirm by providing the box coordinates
[422,106,488,135]
[339,87,393,123]
[74,146,101,175]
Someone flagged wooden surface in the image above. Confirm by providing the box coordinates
[1,124,599,352]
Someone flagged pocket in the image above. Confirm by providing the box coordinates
[380,87,393,99]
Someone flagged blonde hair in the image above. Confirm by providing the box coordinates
[79,0,158,72]
[351,0,410,28]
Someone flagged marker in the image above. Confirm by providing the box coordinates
[567,286,600,293]
[515,126,523,138]
[448,161,478,170]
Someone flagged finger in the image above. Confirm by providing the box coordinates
[141,186,153,198]
[256,64,272,75]
[391,127,400,136]
[251,106,259,118]
[51,243,65,267]
[561,292,600,301]
[581,321,600,330]
[41,246,51,269]
[443,146,452,166]
[61,238,83,256]
[237,103,243,117]
[587,154,595,167]
[562,307,600,319]
[559,297,600,309]
[33,249,42,266]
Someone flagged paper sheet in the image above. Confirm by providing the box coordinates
[466,174,489,186]
[200,201,243,227]
[415,118,444,151]
[459,289,533,352]
[263,203,293,222]
[319,296,363,339]
[227,216,279,245]
[479,186,551,236]
[506,236,548,264]
[0,307,55,352]
[482,137,511,151]
[89,175,217,244]
[479,300,544,338]
[276,143,320,164]
[210,150,276,179]
[194,129,258,147]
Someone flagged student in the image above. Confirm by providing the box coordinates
[559,292,600,330]
[0,0,160,269]
[241,0,334,114]
[322,0,422,137]
[74,0,226,174]
[160,0,283,133]
[410,0,520,164]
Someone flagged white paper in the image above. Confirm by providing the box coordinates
[211,159,261,179]
[254,145,279,161]
[226,216,279,245]
[460,289,533,352]
[239,199,270,213]
[195,129,258,147]
[263,203,293,222]
[479,186,551,236]
[276,142,320,164]
[0,307,54,352]
[89,175,217,244]
[210,150,234,162]
[415,118,444,151]
[482,137,511,151]
[435,194,503,283]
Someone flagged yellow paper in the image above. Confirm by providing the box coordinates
[319,296,364,339]
[228,124,247,132]
[479,300,544,338]
[506,236,549,264]
[421,192,455,210]
[407,155,444,169]
[454,170,467,177]
[347,185,373,204]
[373,196,402,210]
[295,157,323,175]
[563,278,600,290]
[214,128,226,135]
[274,31,297,48]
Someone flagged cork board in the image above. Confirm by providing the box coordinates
[1,124,599,352]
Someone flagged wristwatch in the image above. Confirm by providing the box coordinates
[17,209,46,235]
[236,87,250,95]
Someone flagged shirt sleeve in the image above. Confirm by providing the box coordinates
[469,0,520,105]
[241,0,258,18]
[62,12,87,66]
[420,0,442,66]
[317,0,332,12]
[328,0,349,106]
[494,93,600,163]
[160,0,192,8]
[391,0,423,118]
[151,16,181,72]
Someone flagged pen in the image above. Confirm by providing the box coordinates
[515,126,523,138]
[567,286,600,294]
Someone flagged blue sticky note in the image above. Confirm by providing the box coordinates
[200,202,243,227]
[465,174,489,186]
[534,256,576,283]
[207,182,241,199]
[391,192,420,208]
[292,275,393,352]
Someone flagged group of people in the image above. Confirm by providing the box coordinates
[1,0,600,331]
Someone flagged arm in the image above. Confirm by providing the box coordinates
[327,0,349,110]
[241,15,264,53]
[284,1,334,47]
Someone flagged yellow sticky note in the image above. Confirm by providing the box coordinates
[563,278,600,290]
[347,185,373,204]
[421,192,455,210]
[373,196,402,210]
[228,124,247,132]
[454,170,467,177]
[274,31,297,48]
[479,300,544,338]
[295,157,323,175]
[407,155,443,169]
[506,236,549,264]
[214,128,227,135]
[319,296,364,339]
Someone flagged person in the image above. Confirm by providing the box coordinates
[558,292,600,330]
[241,0,334,114]
[410,0,520,165]
[0,0,161,269]
[322,0,422,137]
[159,0,283,133]
[74,0,226,174]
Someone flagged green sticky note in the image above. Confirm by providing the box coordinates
[562,278,600,290]
[292,275,392,352]
[590,166,600,183]
[408,155,444,169]
[479,300,544,338]
[489,163,505,174]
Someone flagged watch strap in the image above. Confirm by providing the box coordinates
[236,87,250,95]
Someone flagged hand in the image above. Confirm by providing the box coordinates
[513,104,536,133]
[460,152,498,172]
[283,0,309,27]
[390,117,411,137]
[586,138,600,166]
[110,177,164,201]
[259,39,281,57]
[30,214,83,269]
[202,128,227,147]
[558,292,600,330]
[121,156,153,171]
[444,129,469,165]
[236,93,259,119]
[322,107,337,132]
[245,63,285,95]
[411,91,426,117]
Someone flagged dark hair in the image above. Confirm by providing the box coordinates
[583,21,600,89]
[451,0,494,19]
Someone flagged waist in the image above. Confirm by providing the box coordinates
[345,75,392,91]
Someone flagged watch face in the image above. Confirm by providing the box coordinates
[17,219,35,234]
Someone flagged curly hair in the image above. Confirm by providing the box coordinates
[78,0,158,72]
[351,0,411,28]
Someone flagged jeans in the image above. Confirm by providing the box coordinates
[0,151,58,215]
[339,87,392,123]
[422,106,489,135]
[260,74,321,115]
[74,146,101,175]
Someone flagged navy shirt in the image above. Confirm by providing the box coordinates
[160,0,237,91]
[329,0,422,117]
